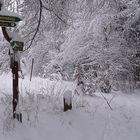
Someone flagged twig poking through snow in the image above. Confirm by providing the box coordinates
[100,92,113,110]
[109,94,116,104]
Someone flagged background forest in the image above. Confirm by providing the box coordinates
[0,1,140,140]
[0,0,140,94]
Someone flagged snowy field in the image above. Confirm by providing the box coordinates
[0,74,140,140]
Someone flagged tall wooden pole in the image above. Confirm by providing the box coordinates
[0,1,22,122]
[0,12,18,121]
[30,58,34,81]
[1,27,19,119]
[12,60,19,118]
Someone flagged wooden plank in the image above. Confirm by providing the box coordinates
[0,21,16,27]
[0,15,21,22]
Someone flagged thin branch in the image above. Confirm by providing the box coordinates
[100,92,113,110]
[23,0,70,52]
[109,94,116,104]
[23,0,43,52]
[23,31,36,40]
[42,5,68,25]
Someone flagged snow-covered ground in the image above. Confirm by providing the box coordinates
[0,74,140,140]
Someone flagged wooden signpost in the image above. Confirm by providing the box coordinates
[0,15,22,27]
[0,14,22,27]
[0,2,23,122]
[0,21,16,27]
[0,4,22,27]
[0,15,22,22]
[12,41,24,51]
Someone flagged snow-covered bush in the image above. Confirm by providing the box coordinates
[0,93,14,132]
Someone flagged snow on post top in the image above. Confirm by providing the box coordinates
[0,7,22,21]
[64,90,72,99]
[4,28,24,43]
[11,31,24,42]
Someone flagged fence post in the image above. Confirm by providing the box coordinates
[30,58,34,81]
[63,90,72,112]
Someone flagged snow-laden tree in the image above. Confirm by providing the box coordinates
[0,0,140,93]
[48,0,140,93]
[20,0,72,51]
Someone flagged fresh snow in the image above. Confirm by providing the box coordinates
[0,74,140,140]
[4,29,24,43]
[0,7,22,19]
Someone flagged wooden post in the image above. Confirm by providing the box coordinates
[63,90,72,112]
[30,58,34,81]
[12,61,19,118]
[12,60,22,122]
